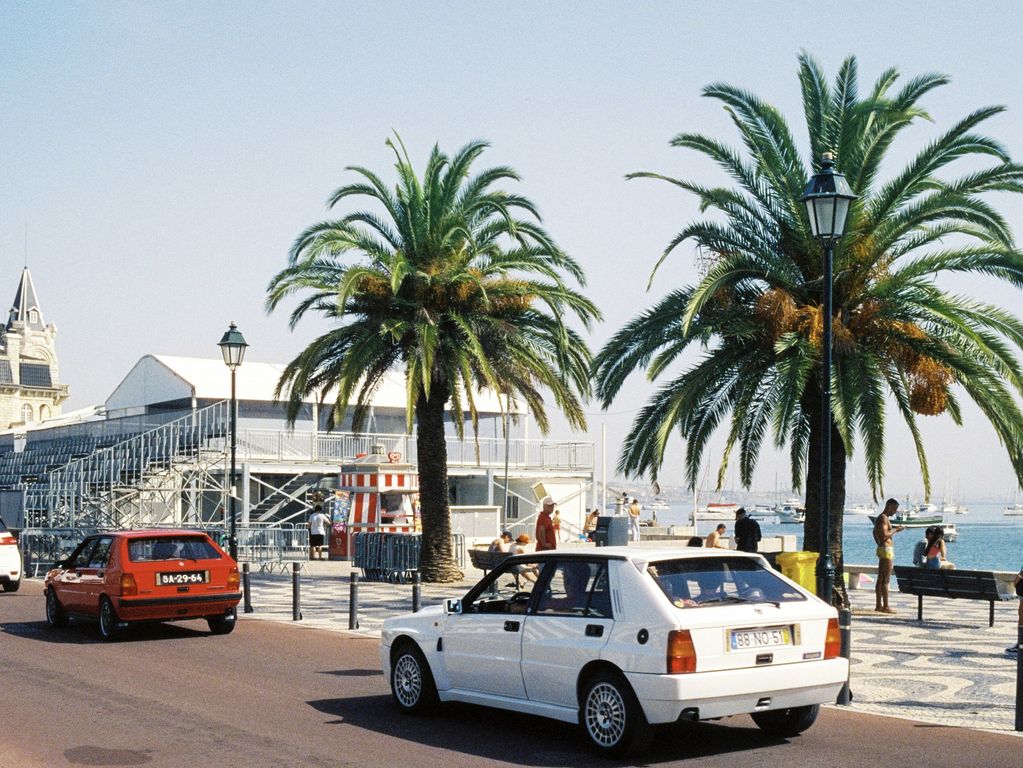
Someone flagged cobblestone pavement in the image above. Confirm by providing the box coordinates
[240,559,1023,735]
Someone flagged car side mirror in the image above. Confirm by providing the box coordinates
[444,598,462,615]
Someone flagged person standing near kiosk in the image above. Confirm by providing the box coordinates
[535,496,557,551]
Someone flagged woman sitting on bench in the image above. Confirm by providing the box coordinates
[924,526,955,570]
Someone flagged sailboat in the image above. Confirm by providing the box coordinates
[941,474,969,515]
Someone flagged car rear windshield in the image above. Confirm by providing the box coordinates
[128,537,221,562]
[647,556,807,608]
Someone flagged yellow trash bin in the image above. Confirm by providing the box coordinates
[775,551,818,593]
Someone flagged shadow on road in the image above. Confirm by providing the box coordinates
[307,695,786,765]
[319,668,384,677]
[1,618,218,644]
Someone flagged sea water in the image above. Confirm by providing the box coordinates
[654,501,1023,572]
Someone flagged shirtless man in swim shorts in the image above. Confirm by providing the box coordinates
[873,498,906,613]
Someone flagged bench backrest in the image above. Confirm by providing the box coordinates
[893,566,1001,600]
[468,548,509,570]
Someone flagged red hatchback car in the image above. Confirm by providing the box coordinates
[44,530,241,640]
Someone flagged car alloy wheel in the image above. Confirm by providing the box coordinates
[45,589,68,627]
[585,679,627,748]
[98,597,120,641]
[581,671,652,757]
[390,644,437,715]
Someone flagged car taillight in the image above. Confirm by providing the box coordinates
[667,629,697,674]
[227,567,240,590]
[0,533,16,546]
[824,617,841,659]
[120,573,138,596]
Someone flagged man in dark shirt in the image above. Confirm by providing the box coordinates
[733,507,761,553]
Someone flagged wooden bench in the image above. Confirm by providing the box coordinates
[893,566,1011,627]
[468,548,510,575]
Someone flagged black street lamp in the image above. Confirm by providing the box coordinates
[218,322,248,560]
[801,152,856,603]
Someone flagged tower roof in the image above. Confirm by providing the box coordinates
[7,268,44,331]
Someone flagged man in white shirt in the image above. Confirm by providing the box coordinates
[309,505,330,560]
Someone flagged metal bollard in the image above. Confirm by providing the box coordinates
[348,572,359,630]
[1015,623,1022,732]
[242,562,253,614]
[837,607,852,705]
[412,570,421,613]
[292,562,302,621]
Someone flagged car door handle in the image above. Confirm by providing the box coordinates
[504,620,520,632]
[585,624,604,637]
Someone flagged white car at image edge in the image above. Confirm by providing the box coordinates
[0,515,22,592]
[381,547,847,757]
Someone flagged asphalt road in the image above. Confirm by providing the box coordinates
[1,580,1019,768]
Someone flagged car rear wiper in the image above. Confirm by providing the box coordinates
[699,595,781,608]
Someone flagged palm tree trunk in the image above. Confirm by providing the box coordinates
[802,384,849,607]
[415,387,463,583]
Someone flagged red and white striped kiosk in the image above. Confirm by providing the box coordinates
[328,445,420,559]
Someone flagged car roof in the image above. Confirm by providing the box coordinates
[505,547,764,563]
[96,529,215,539]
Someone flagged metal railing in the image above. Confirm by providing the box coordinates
[234,429,594,470]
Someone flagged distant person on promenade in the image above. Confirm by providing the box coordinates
[924,526,954,569]
[705,524,728,549]
[873,498,906,613]
[551,507,562,542]
[734,507,762,553]
[308,505,330,560]
[535,496,557,551]
[628,498,642,542]
[1009,565,1022,654]
[583,509,599,540]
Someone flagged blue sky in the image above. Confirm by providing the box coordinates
[3,2,1023,500]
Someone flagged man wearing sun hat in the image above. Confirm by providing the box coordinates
[535,495,557,551]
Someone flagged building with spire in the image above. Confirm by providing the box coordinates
[0,268,68,429]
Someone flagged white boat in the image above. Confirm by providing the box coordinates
[844,503,874,516]
[1005,503,1023,516]
[649,498,671,512]
[775,498,805,524]
[892,502,943,527]
[696,501,741,520]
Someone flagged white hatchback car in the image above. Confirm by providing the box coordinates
[0,515,22,592]
[381,547,847,756]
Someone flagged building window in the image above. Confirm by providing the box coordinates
[21,403,33,423]
[29,309,38,324]
[39,405,50,421]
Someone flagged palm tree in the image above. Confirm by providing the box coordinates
[593,53,1023,604]
[268,135,598,582]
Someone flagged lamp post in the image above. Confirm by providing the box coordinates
[218,322,248,560]
[801,152,856,603]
